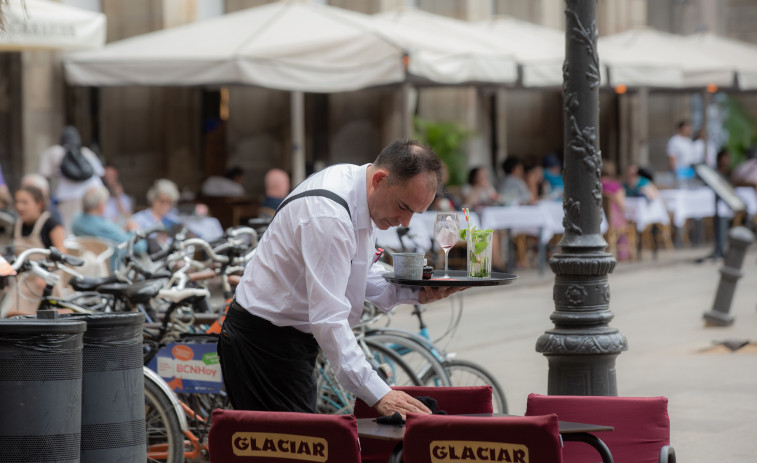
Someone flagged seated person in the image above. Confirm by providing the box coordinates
[524,161,545,202]
[497,156,533,205]
[259,168,291,217]
[132,179,182,252]
[624,164,659,200]
[102,164,134,226]
[462,166,501,211]
[542,152,564,199]
[0,163,10,211]
[731,148,757,188]
[21,173,62,223]
[201,166,246,197]
[0,185,67,317]
[601,161,631,260]
[72,186,146,268]
[431,163,460,211]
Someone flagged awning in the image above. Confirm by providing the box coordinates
[0,0,105,51]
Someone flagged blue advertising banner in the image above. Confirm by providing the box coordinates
[147,342,223,394]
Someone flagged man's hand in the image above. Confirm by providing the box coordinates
[418,286,467,304]
[374,390,432,419]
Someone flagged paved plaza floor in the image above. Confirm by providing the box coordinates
[390,243,757,463]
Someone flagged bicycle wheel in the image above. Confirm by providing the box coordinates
[365,332,452,387]
[364,339,423,387]
[424,359,508,414]
[145,376,185,463]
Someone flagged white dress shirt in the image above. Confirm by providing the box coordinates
[236,163,421,406]
[667,134,695,168]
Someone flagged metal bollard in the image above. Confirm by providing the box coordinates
[703,226,755,326]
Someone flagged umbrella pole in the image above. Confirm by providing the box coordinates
[291,91,306,185]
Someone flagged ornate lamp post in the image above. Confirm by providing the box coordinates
[535,0,628,396]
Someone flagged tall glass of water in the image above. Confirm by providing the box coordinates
[434,212,460,278]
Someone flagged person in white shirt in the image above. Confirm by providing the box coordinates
[39,126,105,234]
[667,120,695,181]
[218,139,464,416]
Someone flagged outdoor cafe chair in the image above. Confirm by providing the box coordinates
[526,393,676,463]
[207,409,360,462]
[403,412,564,463]
[353,385,493,463]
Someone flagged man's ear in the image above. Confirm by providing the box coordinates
[371,168,389,188]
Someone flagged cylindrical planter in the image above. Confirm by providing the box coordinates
[65,313,145,463]
[0,319,86,463]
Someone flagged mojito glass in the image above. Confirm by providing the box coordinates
[467,229,493,278]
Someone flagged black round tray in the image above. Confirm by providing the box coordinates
[383,270,518,287]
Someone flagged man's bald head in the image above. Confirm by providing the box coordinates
[265,169,290,199]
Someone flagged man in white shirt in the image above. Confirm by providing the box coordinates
[218,139,463,417]
[667,120,695,180]
[39,126,105,234]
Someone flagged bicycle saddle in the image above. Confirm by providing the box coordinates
[97,279,166,303]
[70,275,121,292]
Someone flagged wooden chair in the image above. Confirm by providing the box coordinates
[64,236,116,277]
[208,409,360,462]
[353,386,493,463]
[526,393,676,463]
[404,413,563,463]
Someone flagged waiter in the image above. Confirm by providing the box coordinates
[218,139,464,417]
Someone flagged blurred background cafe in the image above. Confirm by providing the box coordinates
[0,0,756,264]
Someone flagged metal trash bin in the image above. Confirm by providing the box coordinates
[65,313,145,463]
[0,319,86,463]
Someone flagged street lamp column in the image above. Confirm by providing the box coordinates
[535,0,628,396]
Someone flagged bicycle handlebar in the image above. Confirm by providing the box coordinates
[12,247,84,271]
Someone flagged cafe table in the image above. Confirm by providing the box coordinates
[358,413,614,463]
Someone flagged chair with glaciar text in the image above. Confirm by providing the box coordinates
[208,409,360,462]
[526,393,676,463]
[403,412,563,463]
[353,385,493,463]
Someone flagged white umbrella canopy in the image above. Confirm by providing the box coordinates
[0,0,105,51]
[683,32,757,91]
[476,16,565,88]
[372,7,519,85]
[598,27,735,89]
[63,0,405,92]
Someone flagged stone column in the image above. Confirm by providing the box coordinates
[536,0,627,396]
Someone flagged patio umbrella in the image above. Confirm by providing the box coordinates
[63,0,405,92]
[683,32,757,91]
[371,7,519,85]
[476,16,565,88]
[598,27,735,89]
[0,0,105,51]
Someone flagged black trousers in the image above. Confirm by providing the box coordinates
[217,300,319,413]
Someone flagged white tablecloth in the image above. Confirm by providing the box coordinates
[659,187,757,226]
[480,205,555,244]
[659,188,716,227]
[624,197,671,232]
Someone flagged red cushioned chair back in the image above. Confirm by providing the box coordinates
[404,413,563,463]
[525,393,670,463]
[208,409,360,463]
[354,386,493,463]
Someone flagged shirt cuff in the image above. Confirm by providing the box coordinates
[354,371,392,407]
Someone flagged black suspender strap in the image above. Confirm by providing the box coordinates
[274,189,351,220]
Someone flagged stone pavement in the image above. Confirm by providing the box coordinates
[389,243,757,463]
